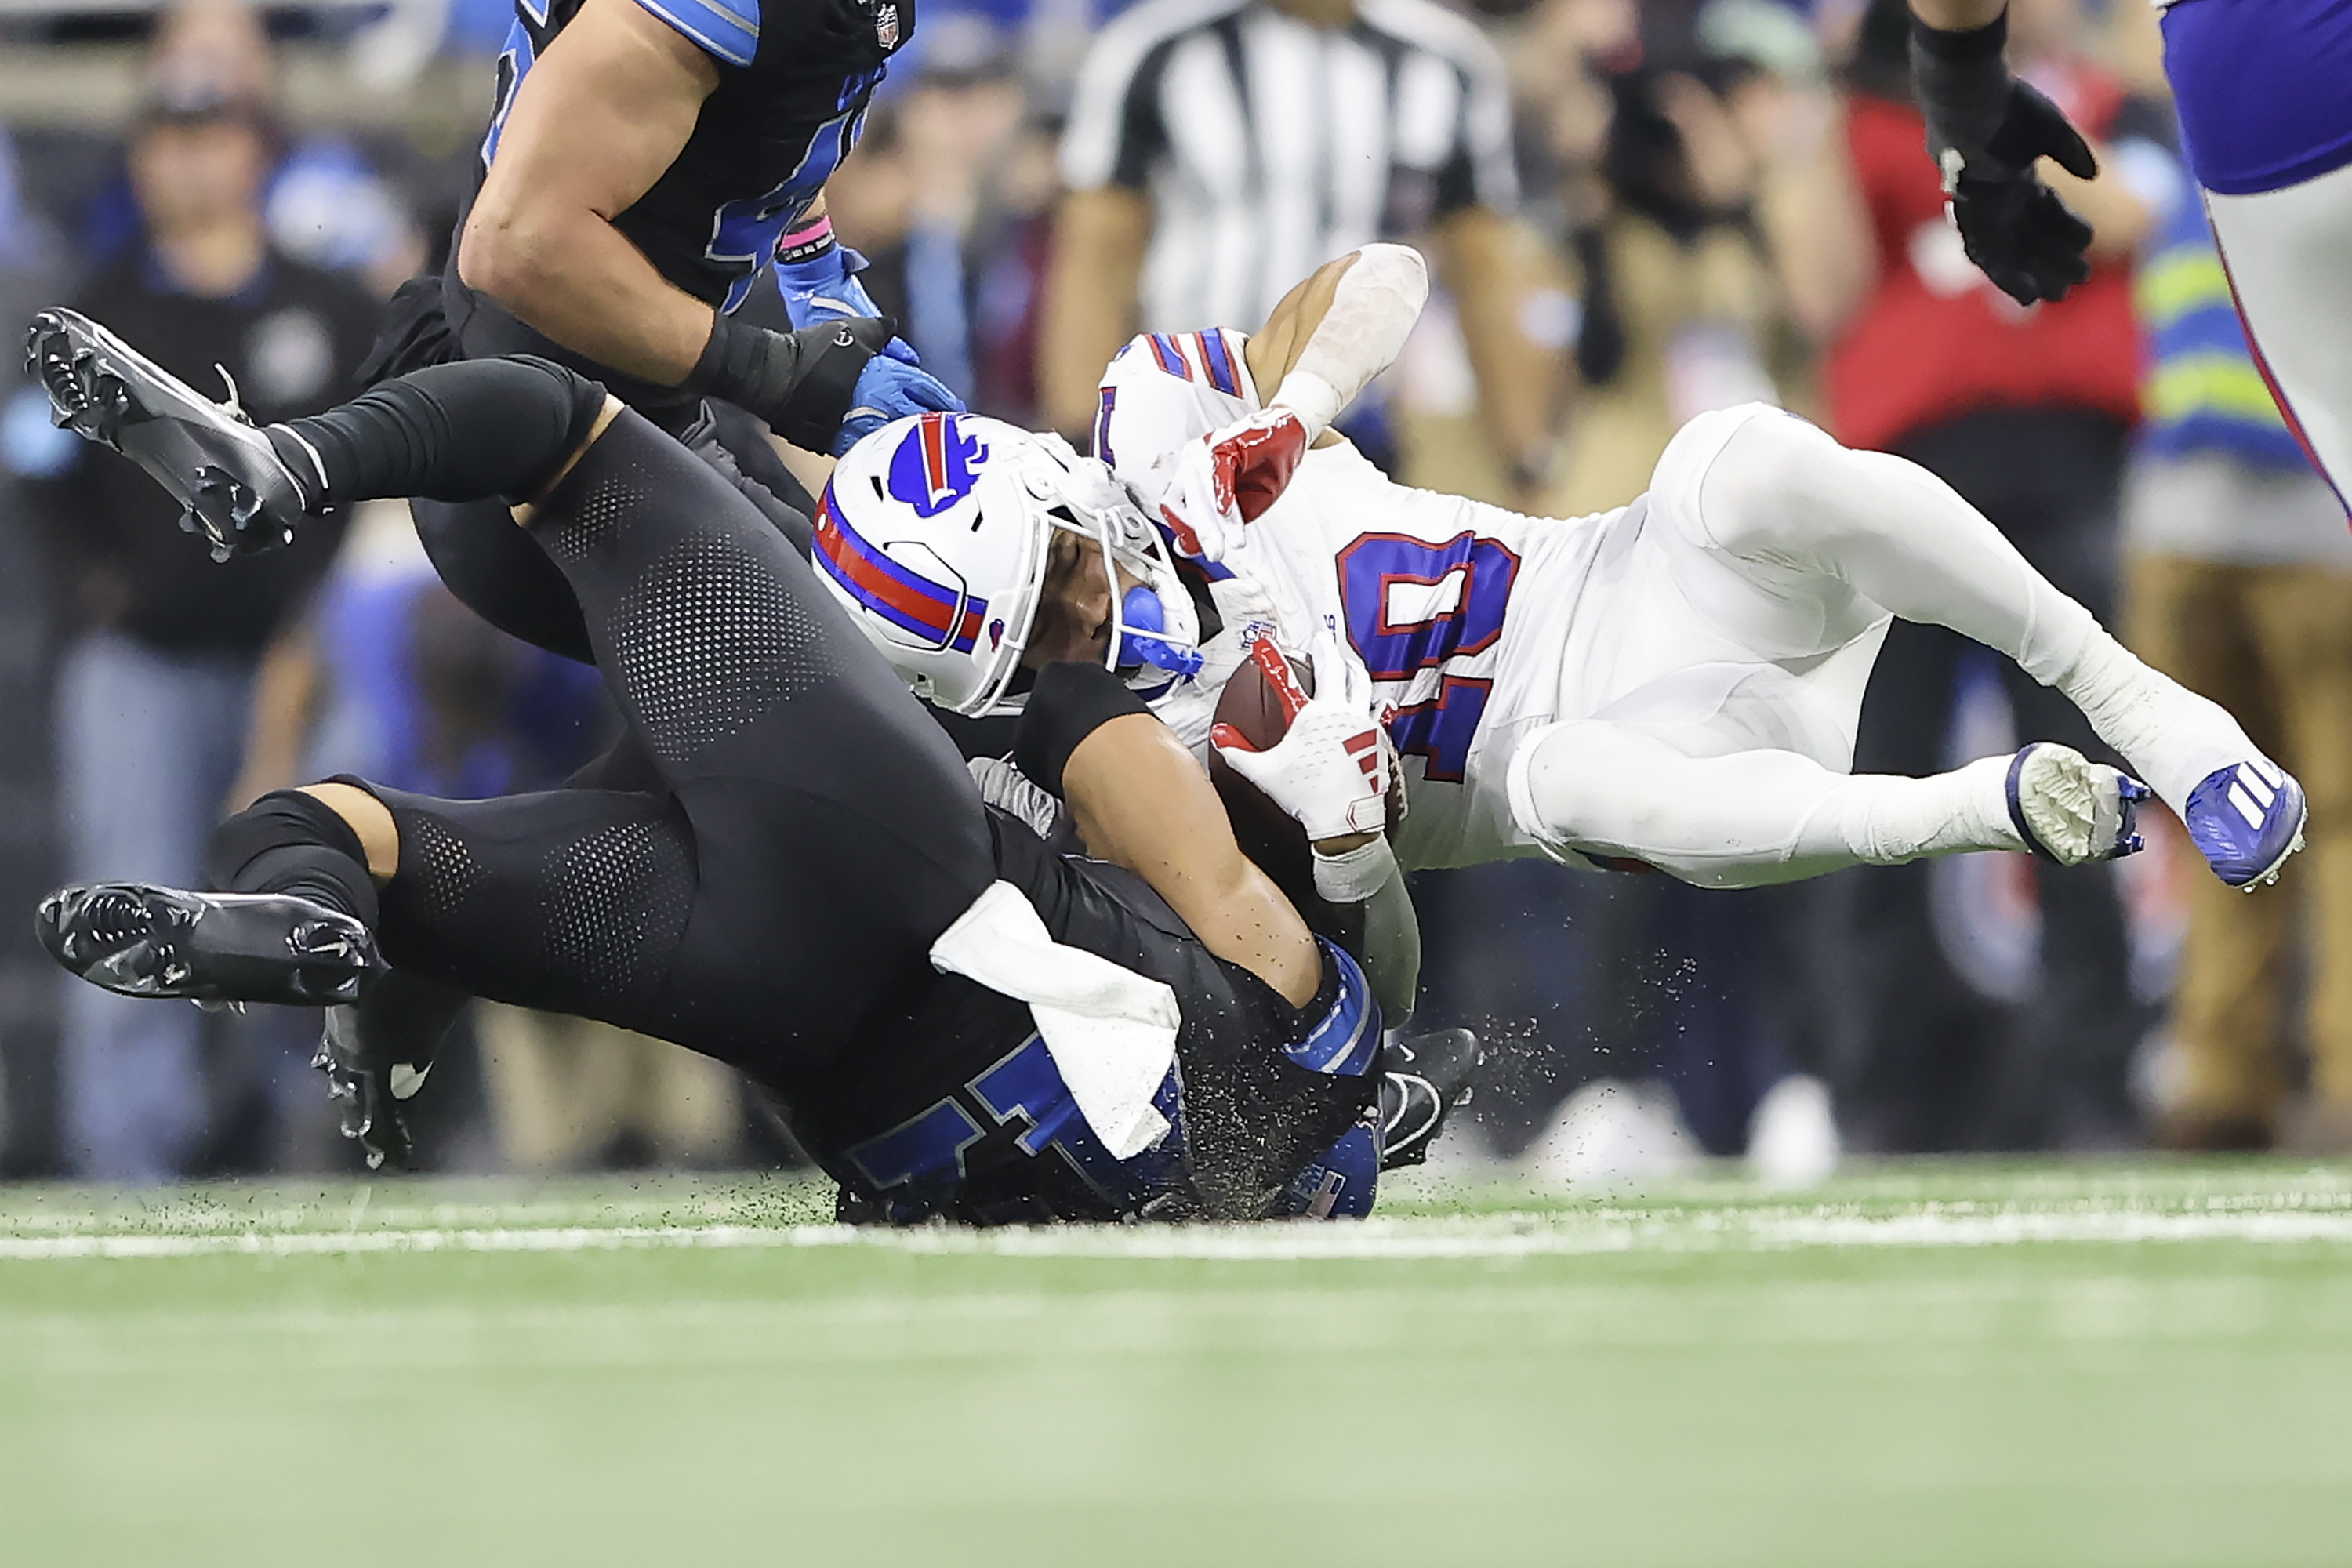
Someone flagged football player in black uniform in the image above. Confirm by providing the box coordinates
[31,309,1395,1224]
[365,0,959,664]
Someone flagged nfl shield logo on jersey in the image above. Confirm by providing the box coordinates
[875,2,900,49]
[887,412,990,518]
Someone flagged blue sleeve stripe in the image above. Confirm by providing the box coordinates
[631,0,757,66]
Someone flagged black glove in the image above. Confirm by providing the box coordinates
[684,313,895,452]
[1911,9,2100,307]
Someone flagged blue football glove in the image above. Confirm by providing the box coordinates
[775,242,899,334]
[834,356,966,456]
[776,255,921,365]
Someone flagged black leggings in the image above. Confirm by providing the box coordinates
[316,361,998,1086]
[410,402,816,664]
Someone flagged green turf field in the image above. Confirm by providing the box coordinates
[5,1160,2350,1566]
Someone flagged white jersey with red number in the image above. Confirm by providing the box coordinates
[1097,328,1624,869]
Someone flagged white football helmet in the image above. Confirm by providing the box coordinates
[813,412,1204,717]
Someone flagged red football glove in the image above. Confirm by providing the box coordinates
[1157,408,1310,564]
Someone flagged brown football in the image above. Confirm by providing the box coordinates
[1207,645,1400,947]
[1207,644,1332,936]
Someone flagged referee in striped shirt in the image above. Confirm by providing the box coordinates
[1041,0,1552,494]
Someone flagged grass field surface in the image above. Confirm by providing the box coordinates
[5,1160,2350,1566]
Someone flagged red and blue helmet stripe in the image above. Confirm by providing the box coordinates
[814,481,990,653]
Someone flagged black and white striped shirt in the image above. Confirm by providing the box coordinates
[1061,0,1516,332]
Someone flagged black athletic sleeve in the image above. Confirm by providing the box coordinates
[1014,661,1151,798]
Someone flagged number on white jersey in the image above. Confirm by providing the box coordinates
[1334,532,1519,782]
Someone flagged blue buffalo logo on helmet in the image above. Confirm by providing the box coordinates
[887,412,990,518]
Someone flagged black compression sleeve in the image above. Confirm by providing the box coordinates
[1910,8,2012,159]
[1014,662,1151,798]
[269,355,608,511]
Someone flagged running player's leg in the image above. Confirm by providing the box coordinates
[2205,173,2352,510]
[1512,408,2136,885]
[2161,0,2352,507]
[1679,404,2302,884]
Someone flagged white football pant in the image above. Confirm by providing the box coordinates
[1508,405,2265,887]
[2206,161,2352,512]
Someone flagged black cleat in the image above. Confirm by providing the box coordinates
[27,307,320,561]
[1378,1027,1483,1171]
[38,883,385,1006]
[310,972,468,1171]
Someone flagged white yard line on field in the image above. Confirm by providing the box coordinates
[6,1204,2352,1262]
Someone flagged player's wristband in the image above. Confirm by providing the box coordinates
[775,215,839,269]
[1269,369,1343,444]
[1014,661,1152,798]
[684,312,889,451]
[1312,833,1397,905]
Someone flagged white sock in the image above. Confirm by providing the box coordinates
[2053,628,2259,815]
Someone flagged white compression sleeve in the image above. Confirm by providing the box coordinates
[1270,244,1429,441]
[1312,837,1421,1022]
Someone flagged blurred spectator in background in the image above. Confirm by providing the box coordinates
[1541,2,1825,514]
[83,0,425,296]
[1784,0,2172,1151]
[2124,189,2352,1155]
[1043,0,1552,492]
[22,69,376,1180]
[0,96,71,1170]
[829,14,1060,425]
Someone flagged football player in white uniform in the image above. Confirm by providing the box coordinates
[1104,244,2308,896]
[810,245,2306,906]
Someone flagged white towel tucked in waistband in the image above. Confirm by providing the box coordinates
[927,880,1179,1160]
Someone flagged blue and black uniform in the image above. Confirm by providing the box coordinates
[364,0,913,662]
[438,0,910,408]
[223,356,1382,1223]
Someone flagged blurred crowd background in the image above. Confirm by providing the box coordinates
[0,0,2341,1185]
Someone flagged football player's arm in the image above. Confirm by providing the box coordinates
[1313,837,1420,1022]
[1902,0,2100,307]
[458,0,720,386]
[1039,187,1151,441]
[1062,713,1323,1009]
[1243,245,1430,444]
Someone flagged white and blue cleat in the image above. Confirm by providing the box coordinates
[2183,759,2305,891]
[2005,742,2150,866]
